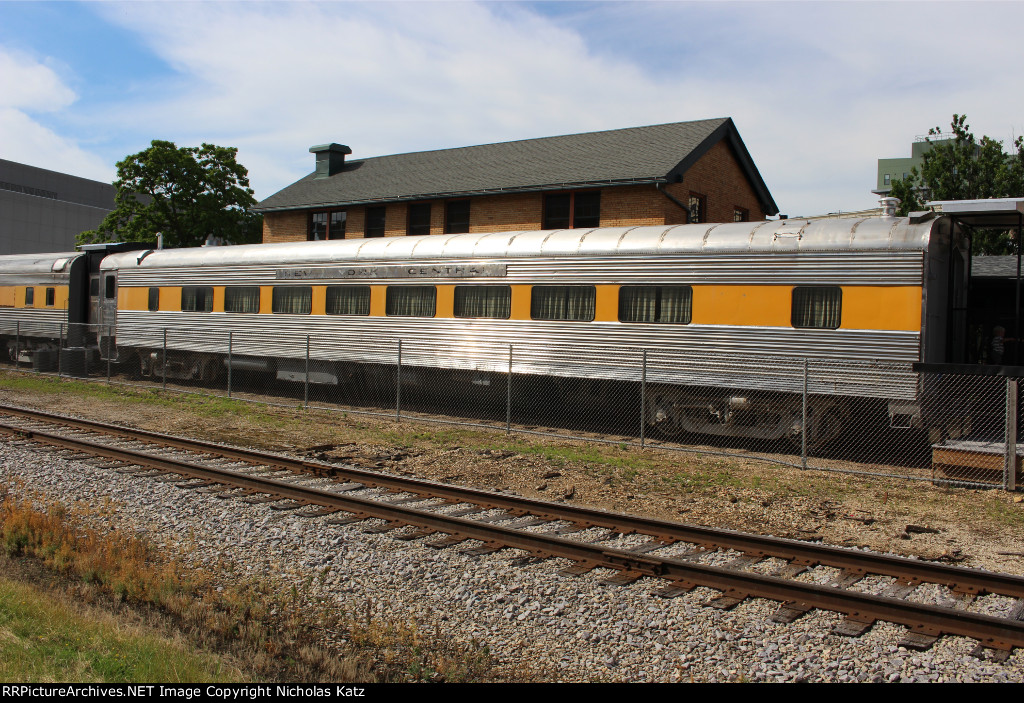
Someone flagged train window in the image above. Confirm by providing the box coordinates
[90,278,99,297]
[181,286,214,312]
[45,288,55,307]
[272,286,312,314]
[619,286,691,324]
[148,288,159,312]
[385,286,436,317]
[531,286,595,322]
[454,286,511,319]
[326,286,370,316]
[24,288,34,306]
[105,275,116,300]
[792,286,842,329]
[224,286,260,314]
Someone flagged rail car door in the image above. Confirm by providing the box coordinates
[948,245,970,363]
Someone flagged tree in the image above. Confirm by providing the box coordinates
[79,140,260,248]
[892,115,1024,253]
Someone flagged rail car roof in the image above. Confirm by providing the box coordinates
[101,217,936,271]
[0,252,81,275]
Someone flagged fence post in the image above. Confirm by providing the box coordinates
[227,331,232,398]
[58,323,64,377]
[641,349,647,449]
[506,344,513,435]
[106,325,112,384]
[802,358,809,470]
[1005,378,1018,492]
[396,340,402,421]
[14,321,19,371]
[304,334,310,409]
[162,329,167,392]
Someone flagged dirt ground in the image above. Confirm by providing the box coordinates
[3,376,1024,576]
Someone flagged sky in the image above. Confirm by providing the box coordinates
[1,0,1022,217]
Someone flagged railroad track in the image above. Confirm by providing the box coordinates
[1,403,1023,659]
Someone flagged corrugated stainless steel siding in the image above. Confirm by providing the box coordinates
[112,313,920,399]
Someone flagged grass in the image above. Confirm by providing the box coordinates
[0,484,498,682]
[0,575,244,683]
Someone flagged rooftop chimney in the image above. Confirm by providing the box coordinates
[309,143,352,178]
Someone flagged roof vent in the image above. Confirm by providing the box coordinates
[309,143,352,179]
[880,197,900,217]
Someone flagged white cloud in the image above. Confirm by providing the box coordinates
[0,108,113,181]
[0,48,76,112]
[6,1,1023,215]
[0,48,111,181]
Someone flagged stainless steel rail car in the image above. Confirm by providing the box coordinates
[94,213,972,446]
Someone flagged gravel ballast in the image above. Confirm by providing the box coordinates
[3,440,1023,682]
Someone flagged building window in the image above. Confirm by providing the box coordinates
[688,193,706,224]
[543,191,601,229]
[531,286,595,321]
[272,286,312,314]
[326,286,370,316]
[148,287,160,312]
[181,287,214,312]
[330,211,347,239]
[884,174,891,186]
[733,207,749,223]
[445,200,470,234]
[386,286,436,317]
[365,206,386,238]
[308,210,347,240]
[407,204,432,237]
[619,286,691,324]
[45,288,55,307]
[309,212,327,240]
[24,288,34,306]
[224,286,260,313]
[792,286,842,329]
[454,286,511,319]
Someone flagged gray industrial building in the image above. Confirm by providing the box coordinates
[0,158,115,255]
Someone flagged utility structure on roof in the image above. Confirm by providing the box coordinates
[254,118,778,243]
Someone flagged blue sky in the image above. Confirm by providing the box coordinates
[2,0,1022,217]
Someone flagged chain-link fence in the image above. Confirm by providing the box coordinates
[1,322,1020,491]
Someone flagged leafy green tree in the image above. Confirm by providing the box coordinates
[895,115,1024,253]
[79,140,259,248]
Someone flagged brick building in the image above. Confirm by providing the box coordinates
[254,118,778,243]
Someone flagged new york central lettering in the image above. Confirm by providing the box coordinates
[278,264,505,280]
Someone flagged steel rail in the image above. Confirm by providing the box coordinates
[0,404,1021,600]
[3,419,1024,651]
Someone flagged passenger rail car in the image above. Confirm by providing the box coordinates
[0,215,973,447]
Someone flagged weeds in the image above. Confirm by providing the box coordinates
[0,487,498,682]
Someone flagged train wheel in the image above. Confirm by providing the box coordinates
[791,401,845,454]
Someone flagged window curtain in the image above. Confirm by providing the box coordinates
[454,286,510,319]
[531,286,595,321]
[619,286,691,324]
[181,287,213,312]
[792,287,841,329]
[272,287,312,314]
[225,286,260,313]
[326,286,370,316]
[386,286,436,317]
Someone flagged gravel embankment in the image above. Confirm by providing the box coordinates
[3,440,1023,683]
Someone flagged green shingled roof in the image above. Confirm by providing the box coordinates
[255,118,777,215]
